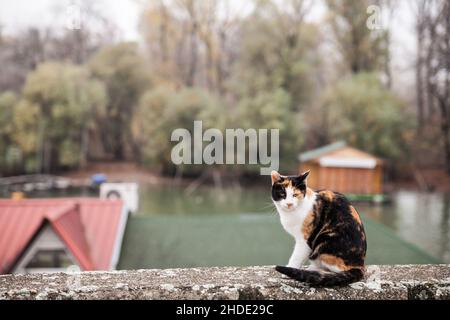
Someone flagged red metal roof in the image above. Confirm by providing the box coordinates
[0,198,126,274]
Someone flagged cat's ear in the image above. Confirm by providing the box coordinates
[271,170,281,185]
[299,170,310,182]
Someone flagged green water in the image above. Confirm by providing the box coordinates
[117,185,445,269]
[362,191,450,263]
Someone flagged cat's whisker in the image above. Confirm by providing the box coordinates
[256,198,277,212]
[259,202,275,210]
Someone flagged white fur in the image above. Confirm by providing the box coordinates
[274,187,316,268]
[320,261,342,273]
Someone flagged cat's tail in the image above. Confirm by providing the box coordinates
[275,265,364,287]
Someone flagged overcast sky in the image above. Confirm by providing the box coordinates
[0,0,142,40]
[0,0,417,95]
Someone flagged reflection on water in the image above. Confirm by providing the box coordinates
[361,191,450,263]
[138,184,273,216]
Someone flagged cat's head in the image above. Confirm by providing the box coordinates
[271,170,310,212]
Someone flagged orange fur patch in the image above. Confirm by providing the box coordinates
[319,254,352,271]
[319,190,335,201]
[281,179,291,188]
[293,189,303,198]
[301,210,315,240]
[350,206,362,225]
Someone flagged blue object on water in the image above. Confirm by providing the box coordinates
[91,173,107,185]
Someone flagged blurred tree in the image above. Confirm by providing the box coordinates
[140,0,240,92]
[18,62,107,173]
[226,0,320,172]
[11,99,40,173]
[325,0,390,77]
[140,0,183,86]
[230,0,320,112]
[233,88,296,173]
[413,0,431,130]
[0,0,433,179]
[0,1,117,93]
[429,1,450,174]
[409,0,450,174]
[132,86,223,175]
[321,73,414,164]
[0,28,47,93]
[0,91,19,174]
[89,42,151,160]
[132,86,176,171]
[52,0,119,64]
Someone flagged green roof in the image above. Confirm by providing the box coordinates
[298,141,347,162]
[118,214,441,269]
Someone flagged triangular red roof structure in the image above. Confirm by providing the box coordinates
[0,198,127,274]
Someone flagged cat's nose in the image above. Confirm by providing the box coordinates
[286,203,293,208]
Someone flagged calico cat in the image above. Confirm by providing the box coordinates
[271,170,367,287]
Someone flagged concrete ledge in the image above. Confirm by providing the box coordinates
[1,265,450,300]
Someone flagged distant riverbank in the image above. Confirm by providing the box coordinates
[60,161,450,193]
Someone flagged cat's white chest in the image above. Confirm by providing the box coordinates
[279,211,306,239]
[277,194,315,240]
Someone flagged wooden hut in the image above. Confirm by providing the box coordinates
[298,141,383,195]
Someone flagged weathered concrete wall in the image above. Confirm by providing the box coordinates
[1,265,450,300]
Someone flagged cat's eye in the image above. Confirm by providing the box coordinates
[293,193,299,197]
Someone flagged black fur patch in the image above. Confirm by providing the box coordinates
[307,190,367,268]
[275,265,364,287]
[271,183,286,201]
